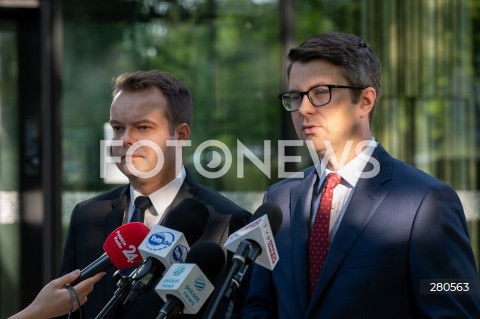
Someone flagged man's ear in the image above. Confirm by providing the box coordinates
[175,123,190,141]
[358,87,376,119]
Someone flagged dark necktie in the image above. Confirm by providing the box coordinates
[130,196,152,223]
[308,173,342,297]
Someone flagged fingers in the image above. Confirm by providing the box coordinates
[51,269,81,288]
[78,272,106,289]
[73,272,106,305]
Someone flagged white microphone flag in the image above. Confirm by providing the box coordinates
[223,214,279,270]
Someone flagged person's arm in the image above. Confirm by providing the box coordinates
[8,270,105,319]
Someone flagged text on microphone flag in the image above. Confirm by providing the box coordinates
[223,214,279,270]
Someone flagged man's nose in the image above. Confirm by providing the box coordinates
[121,128,135,146]
[297,94,315,115]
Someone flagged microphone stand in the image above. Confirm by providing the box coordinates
[204,240,255,319]
[96,257,165,319]
[156,297,183,319]
[224,244,261,300]
[95,270,135,319]
[122,257,165,308]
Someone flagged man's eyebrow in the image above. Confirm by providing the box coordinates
[133,119,157,126]
[108,119,157,126]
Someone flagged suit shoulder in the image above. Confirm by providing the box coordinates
[372,145,453,193]
[266,165,316,192]
[390,157,452,190]
[74,185,127,209]
[195,183,251,216]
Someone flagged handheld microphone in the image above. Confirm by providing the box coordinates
[155,241,226,318]
[121,198,210,308]
[204,202,283,319]
[72,222,150,285]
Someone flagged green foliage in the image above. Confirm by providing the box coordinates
[62,0,282,191]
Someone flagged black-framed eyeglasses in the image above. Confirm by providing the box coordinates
[278,84,368,112]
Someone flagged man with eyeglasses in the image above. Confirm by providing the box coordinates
[242,32,480,318]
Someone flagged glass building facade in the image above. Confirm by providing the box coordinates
[1,0,479,316]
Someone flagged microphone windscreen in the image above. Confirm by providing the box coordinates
[185,240,226,282]
[163,198,209,246]
[103,222,150,269]
[250,202,283,235]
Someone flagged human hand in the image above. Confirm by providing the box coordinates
[9,269,105,319]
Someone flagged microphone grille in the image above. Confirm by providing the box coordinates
[250,202,283,235]
[185,240,226,282]
[103,222,150,269]
[163,198,210,246]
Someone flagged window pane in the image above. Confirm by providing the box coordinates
[0,21,20,319]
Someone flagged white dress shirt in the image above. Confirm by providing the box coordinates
[126,166,186,229]
[311,139,378,244]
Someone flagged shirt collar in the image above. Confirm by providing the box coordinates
[316,138,378,188]
[129,166,186,214]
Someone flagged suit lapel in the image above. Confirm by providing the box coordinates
[160,171,196,224]
[290,167,318,313]
[308,145,393,311]
[163,172,231,244]
[104,185,129,296]
[105,186,128,235]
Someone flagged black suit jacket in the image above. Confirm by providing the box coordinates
[60,171,251,319]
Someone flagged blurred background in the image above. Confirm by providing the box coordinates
[1,0,480,316]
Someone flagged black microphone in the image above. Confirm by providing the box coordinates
[204,202,283,319]
[155,241,226,319]
[71,222,150,285]
[121,198,210,308]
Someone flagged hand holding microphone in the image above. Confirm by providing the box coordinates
[8,270,105,319]
[72,222,150,285]
[9,222,146,319]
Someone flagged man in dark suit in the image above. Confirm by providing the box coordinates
[242,32,480,318]
[60,70,251,318]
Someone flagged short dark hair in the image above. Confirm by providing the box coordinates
[287,32,382,122]
[112,70,192,133]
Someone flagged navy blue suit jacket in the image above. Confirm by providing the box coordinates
[243,144,480,318]
[60,171,250,319]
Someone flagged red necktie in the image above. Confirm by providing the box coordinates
[308,173,342,296]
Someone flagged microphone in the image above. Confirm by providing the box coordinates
[155,241,226,318]
[121,198,210,308]
[72,222,150,285]
[95,198,210,319]
[204,202,283,319]
[224,201,282,270]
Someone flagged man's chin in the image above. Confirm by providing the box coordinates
[117,165,153,179]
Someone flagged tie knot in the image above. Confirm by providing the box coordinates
[324,173,342,189]
[134,196,152,212]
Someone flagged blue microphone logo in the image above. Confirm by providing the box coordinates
[170,245,188,263]
[173,265,186,276]
[194,276,207,291]
[146,232,175,251]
